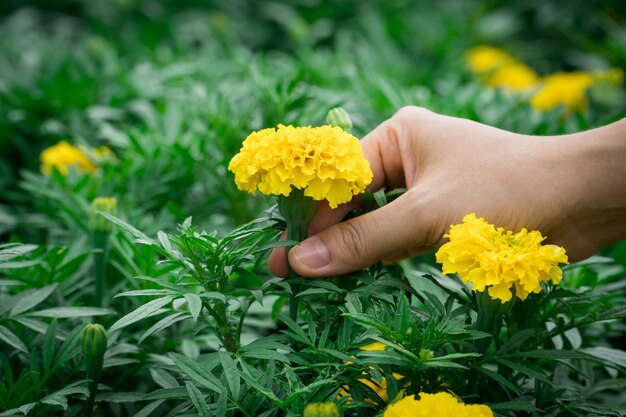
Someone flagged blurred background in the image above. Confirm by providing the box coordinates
[1,0,625,241]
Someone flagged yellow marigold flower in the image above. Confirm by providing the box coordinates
[531,72,595,112]
[436,213,568,303]
[40,141,98,175]
[384,392,493,417]
[228,124,372,208]
[485,62,539,92]
[303,402,340,417]
[466,45,515,73]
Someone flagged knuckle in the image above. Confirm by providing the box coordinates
[335,221,369,261]
[393,105,431,119]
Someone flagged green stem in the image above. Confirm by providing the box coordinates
[93,231,110,307]
[84,357,103,417]
[287,218,309,321]
[474,291,514,354]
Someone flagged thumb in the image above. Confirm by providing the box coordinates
[288,193,432,277]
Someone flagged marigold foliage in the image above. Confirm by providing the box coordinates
[383,392,493,417]
[228,124,372,208]
[436,213,568,303]
[40,141,111,175]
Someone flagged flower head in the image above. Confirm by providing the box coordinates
[339,342,404,403]
[303,402,340,417]
[384,392,492,417]
[436,214,568,303]
[466,45,515,73]
[228,124,372,208]
[531,72,595,112]
[40,141,98,175]
[89,197,118,233]
[485,62,539,92]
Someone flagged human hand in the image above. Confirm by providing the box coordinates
[269,107,626,277]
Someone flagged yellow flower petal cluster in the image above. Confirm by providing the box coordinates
[466,45,624,111]
[40,141,112,176]
[228,124,372,209]
[530,71,595,112]
[466,45,515,73]
[466,46,538,92]
[485,62,539,92]
[384,392,493,417]
[436,214,568,303]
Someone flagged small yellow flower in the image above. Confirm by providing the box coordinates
[383,392,493,417]
[436,214,568,303]
[466,45,515,73]
[531,72,595,112]
[303,402,340,417]
[340,342,404,403]
[228,124,372,208]
[485,62,539,92]
[40,141,99,175]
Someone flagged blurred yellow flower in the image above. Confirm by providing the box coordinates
[466,45,515,73]
[436,213,568,303]
[486,62,539,92]
[384,392,493,417]
[303,402,340,417]
[40,141,98,175]
[340,342,404,403]
[531,72,595,112]
[593,68,624,84]
[228,124,372,208]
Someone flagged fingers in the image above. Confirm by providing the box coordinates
[288,192,432,277]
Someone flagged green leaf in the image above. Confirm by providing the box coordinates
[29,307,114,319]
[169,353,224,394]
[219,352,240,399]
[10,284,58,315]
[99,213,156,245]
[184,293,202,322]
[133,400,166,417]
[495,358,552,384]
[109,297,173,332]
[581,346,626,370]
[139,312,188,344]
[186,382,212,417]
[0,324,28,353]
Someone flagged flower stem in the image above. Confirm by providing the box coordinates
[474,291,514,354]
[277,188,317,322]
[93,231,110,307]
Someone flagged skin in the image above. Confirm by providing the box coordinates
[269,106,626,278]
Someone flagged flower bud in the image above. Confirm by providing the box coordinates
[303,402,340,417]
[89,197,117,233]
[326,107,353,132]
[419,348,434,359]
[82,323,108,360]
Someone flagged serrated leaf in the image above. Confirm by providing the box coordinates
[109,297,173,332]
[169,353,223,394]
[184,294,202,321]
[219,352,240,399]
[186,382,212,417]
[0,324,28,353]
[11,284,58,315]
[30,307,114,318]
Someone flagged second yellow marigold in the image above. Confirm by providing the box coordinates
[228,124,372,208]
[436,213,568,303]
[384,392,493,417]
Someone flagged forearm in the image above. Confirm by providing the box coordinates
[550,118,626,251]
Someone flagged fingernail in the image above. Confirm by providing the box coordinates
[291,238,330,270]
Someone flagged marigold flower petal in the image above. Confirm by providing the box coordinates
[228,125,372,208]
[436,213,568,303]
[383,392,493,417]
